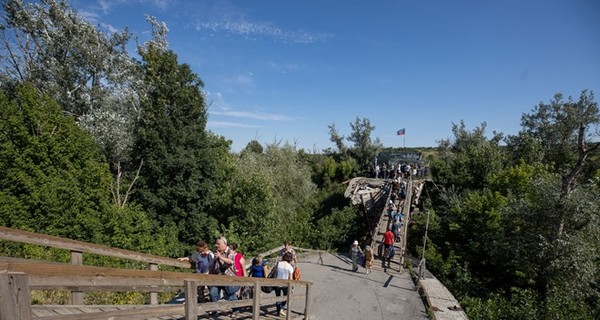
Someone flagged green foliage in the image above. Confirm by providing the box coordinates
[216,143,317,255]
[313,205,360,250]
[93,204,177,256]
[516,90,599,177]
[130,46,230,254]
[0,84,110,240]
[347,117,383,171]
[243,139,264,154]
[0,0,139,166]
[423,92,600,319]
[433,121,505,191]
[327,118,382,173]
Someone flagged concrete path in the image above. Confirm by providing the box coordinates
[286,251,428,320]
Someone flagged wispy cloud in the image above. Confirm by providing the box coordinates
[267,61,300,74]
[95,0,172,13]
[211,110,292,121]
[207,121,262,129]
[192,2,332,44]
[206,90,293,122]
[196,20,330,44]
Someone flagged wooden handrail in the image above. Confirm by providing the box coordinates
[0,226,189,269]
[0,257,312,290]
[0,257,312,320]
[0,226,315,320]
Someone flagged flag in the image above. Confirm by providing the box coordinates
[396,128,406,136]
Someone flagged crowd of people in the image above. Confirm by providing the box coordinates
[348,175,408,273]
[373,161,429,179]
[177,238,298,318]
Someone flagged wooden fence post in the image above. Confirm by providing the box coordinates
[70,250,84,304]
[0,273,32,320]
[184,280,198,320]
[304,283,311,320]
[286,281,292,320]
[149,263,158,304]
[252,280,261,320]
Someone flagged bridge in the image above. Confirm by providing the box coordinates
[0,177,467,320]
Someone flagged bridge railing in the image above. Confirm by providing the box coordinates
[0,226,189,305]
[0,256,312,320]
[0,226,313,320]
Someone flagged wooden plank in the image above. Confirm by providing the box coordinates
[252,281,261,320]
[32,305,185,320]
[0,258,312,289]
[149,263,158,305]
[0,227,189,269]
[184,280,197,320]
[70,251,83,305]
[31,296,307,320]
[0,273,32,320]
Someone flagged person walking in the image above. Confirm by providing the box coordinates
[349,240,363,272]
[280,241,298,267]
[275,252,295,317]
[382,227,395,268]
[209,237,241,317]
[364,245,374,275]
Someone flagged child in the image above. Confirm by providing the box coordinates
[364,245,374,274]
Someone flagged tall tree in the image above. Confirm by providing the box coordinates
[130,43,231,250]
[347,117,383,171]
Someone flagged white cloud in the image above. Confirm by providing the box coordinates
[191,2,332,44]
[196,20,331,44]
[211,110,292,121]
[206,90,292,122]
[267,61,300,74]
[207,121,262,129]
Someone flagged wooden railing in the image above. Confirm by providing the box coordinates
[0,227,313,320]
[0,226,189,305]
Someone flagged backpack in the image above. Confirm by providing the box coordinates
[293,266,301,281]
[389,246,396,259]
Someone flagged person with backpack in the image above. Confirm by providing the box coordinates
[382,227,395,268]
[210,237,241,317]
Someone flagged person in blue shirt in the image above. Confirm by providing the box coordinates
[250,255,268,278]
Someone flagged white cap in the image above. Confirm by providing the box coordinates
[353,240,358,245]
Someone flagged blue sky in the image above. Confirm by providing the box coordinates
[73,0,600,153]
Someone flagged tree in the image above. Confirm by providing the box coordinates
[432,121,505,191]
[0,0,144,206]
[130,43,232,251]
[0,84,109,240]
[243,139,264,154]
[504,91,600,314]
[327,123,346,155]
[347,117,383,171]
[516,90,599,194]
